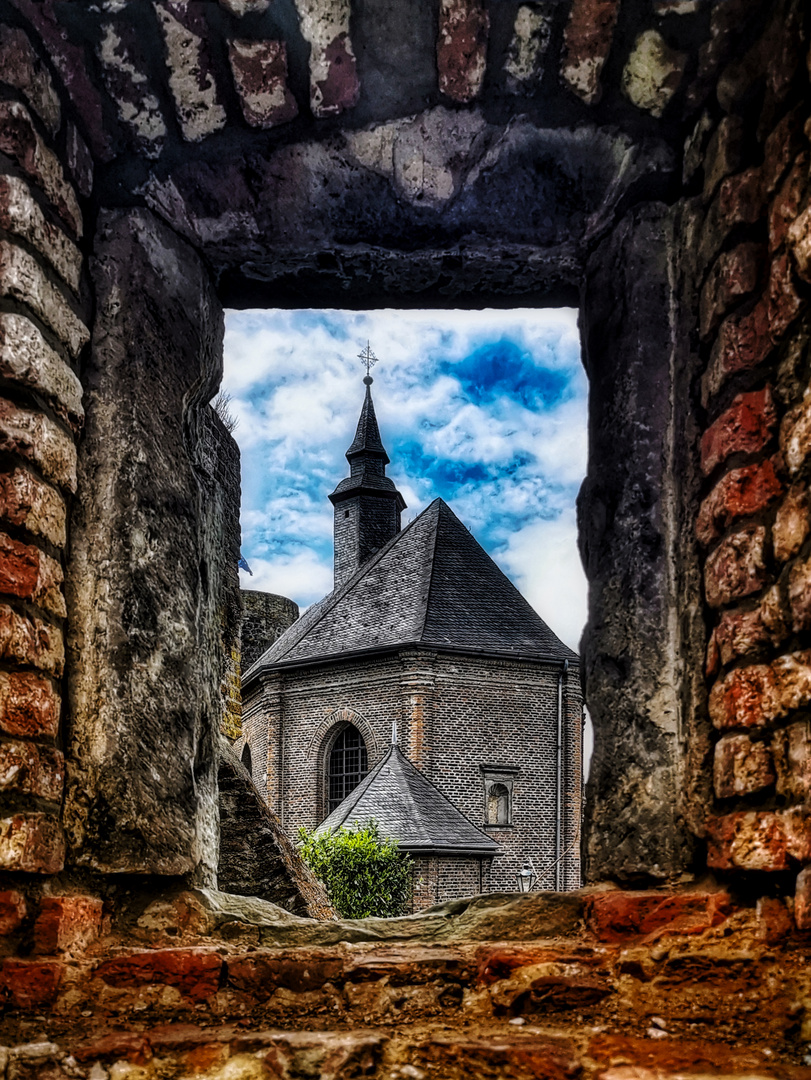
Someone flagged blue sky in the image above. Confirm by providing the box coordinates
[222,308,588,652]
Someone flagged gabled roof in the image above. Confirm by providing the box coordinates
[314,744,501,856]
[245,498,576,677]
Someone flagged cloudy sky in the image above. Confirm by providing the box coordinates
[222,308,589,653]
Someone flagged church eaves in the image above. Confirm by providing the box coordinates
[315,744,501,857]
[244,498,577,679]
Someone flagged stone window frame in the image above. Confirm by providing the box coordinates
[480,765,520,828]
[313,708,377,823]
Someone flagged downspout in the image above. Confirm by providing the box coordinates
[555,659,568,891]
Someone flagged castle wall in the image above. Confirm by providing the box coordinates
[240,590,299,671]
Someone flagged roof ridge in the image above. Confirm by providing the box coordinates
[390,746,432,846]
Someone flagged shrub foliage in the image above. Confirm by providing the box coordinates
[297,821,412,919]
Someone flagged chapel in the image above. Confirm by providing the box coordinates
[240,374,584,908]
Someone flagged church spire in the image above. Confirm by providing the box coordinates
[328,347,406,589]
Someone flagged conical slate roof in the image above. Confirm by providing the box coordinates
[346,380,388,462]
[245,499,577,678]
[315,744,501,856]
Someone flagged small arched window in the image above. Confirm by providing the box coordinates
[241,743,252,777]
[487,783,510,826]
[328,725,368,813]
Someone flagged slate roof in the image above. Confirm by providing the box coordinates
[346,380,388,462]
[314,744,501,856]
[245,498,577,677]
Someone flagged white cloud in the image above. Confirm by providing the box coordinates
[240,551,334,607]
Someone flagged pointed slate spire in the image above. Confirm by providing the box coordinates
[329,366,406,589]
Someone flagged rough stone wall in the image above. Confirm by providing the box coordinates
[240,590,299,671]
[244,648,583,893]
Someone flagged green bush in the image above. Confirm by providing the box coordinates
[297,821,412,919]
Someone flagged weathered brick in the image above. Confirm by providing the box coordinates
[762,105,806,198]
[0,469,66,550]
[584,891,732,942]
[774,484,810,562]
[95,948,223,1000]
[711,604,776,666]
[219,0,271,13]
[154,1,227,141]
[769,155,808,254]
[706,808,811,871]
[0,890,26,934]
[702,301,772,405]
[9,0,114,161]
[788,203,811,284]
[621,30,686,119]
[0,398,77,494]
[760,582,789,644]
[228,39,298,128]
[0,813,64,873]
[698,168,766,268]
[703,116,744,200]
[701,388,776,476]
[713,733,774,798]
[710,650,811,730]
[0,177,82,296]
[73,1033,153,1066]
[780,393,811,476]
[561,0,619,105]
[0,313,83,434]
[789,556,811,632]
[756,895,794,943]
[33,895,102,955]
[0,243,89,361]
[772,719,811,803]
[295,0,360,117]
[0,25,60,135]
[0,958,62,1006]
[796,865,811,930]
[504,6,551,92]
[0,741,63,801]
[700,243,764,341]
[98,20,167,158]
[438,0,489,104]
[0,604,64,677]
[704,525,767,608]
[0,101,81,237]
[696,459,782,545]
[767,252,803,343]
[683,111,713,186]
[66,123,93,199]
[0,671,60,740]
[228,949,345,997]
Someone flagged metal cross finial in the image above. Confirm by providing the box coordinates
[358,341,378,380]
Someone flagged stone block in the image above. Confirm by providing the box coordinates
[295,0,360,116]
[756,895,794,943]
[0,741,64,801]
[702,301,772,405]
[696,459,782,545]
[155,1,227,142]
[781,394,811,476]
[228,949,344,997]
[774,483,810,562]
[0,671,60,740]
[767,251,803,343]
[0,604,64,677]
[711,604,775,666]
[228,39,298,128]
[9,0,114,161]
[0,959,62,1010]
[772,720,811,803]
[33,896,102,955]
[0,101,81,237]
[0,890,26,934]
[0,177,82,295]
[789,556,811,631]
[0,398,77,493]
[0,529,65,618]
[706,808,811,871]
[621,30,686,118]
[95,948,222,1000]
[219,0,270,12]
[769,155,808,253]
[713,733,774,798]
[0,469,66,550]
[73,1034,153,1066]
[709,662,776,730]
[796,866,811,930]
[703,116,744,200]
[0,25,60,135]
[704,524,767,608]
[584,891,732,942]
[788,201,811,284]
[561,0,619,105]
[699,242,764,340]
[762,105,806,198]
[98,20,167,158]
[66,124,93,198]
[0,313,84,432]
[504,6,551,93]
[683,111,713,186]
[700,387,776,476]
[0,243,88,361]
[760,583,789,644]
[437,0,489,104]
[698,168,766,269]
[0,813,65,873]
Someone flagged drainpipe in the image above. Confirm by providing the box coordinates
[555,659,568,892]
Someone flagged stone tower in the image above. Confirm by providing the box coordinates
[329,377,406,588]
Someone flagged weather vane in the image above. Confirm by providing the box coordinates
[358,341,378,382]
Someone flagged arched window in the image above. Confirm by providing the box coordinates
[487,783,510,825]
[328,725,368,813]
[241,743,252,777]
